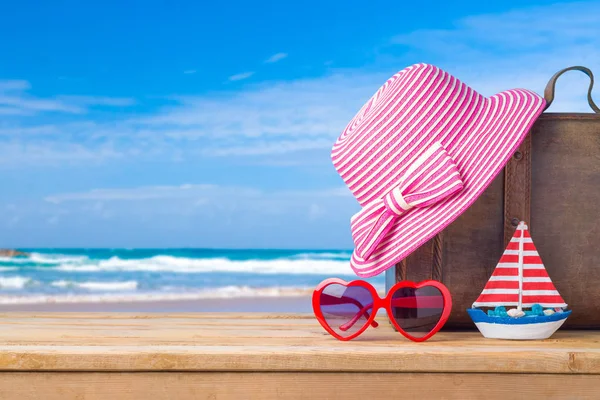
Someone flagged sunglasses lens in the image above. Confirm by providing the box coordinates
[318,284,374,338]
[390,285,444,338]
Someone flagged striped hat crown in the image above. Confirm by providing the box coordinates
[332,63,481,206]
[332,63,546,278]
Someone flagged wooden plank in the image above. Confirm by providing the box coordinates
[0,372,598,400]
[0,313,598,373]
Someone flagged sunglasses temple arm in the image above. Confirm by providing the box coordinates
[389,296,444,308]
[340,296,445,331]
[319,294,378,330]
[339,303,378,331]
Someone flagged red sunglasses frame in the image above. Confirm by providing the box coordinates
[312,278,452,342]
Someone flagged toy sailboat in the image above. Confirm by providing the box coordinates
[467,221,571,340]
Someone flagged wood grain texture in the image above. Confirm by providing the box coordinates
[0,313,599,374]
[530,116,600,328]
[0,372,599,400]
[439,171,506,328]
[504,132,531,247]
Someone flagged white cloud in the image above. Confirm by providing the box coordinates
[0,142,123,167]
[6,180,359,249]
[45,184,349,203]
[390,1,600,112]
[228,71,255,81]
[204,138,333,156]
[46,184,255,203]
[0,70,377,165]
[137,71,382,138]
[392,2,600,54]
[0,80,30,92]
[265,53,288,63]
[0,125,62,136]
[0,107,33,116]
[57,95,136,107]
[2,2,599,167]
[0,80,136,116]
[0,93,83,114]
[5,3,600,249]
[42,184,359,235]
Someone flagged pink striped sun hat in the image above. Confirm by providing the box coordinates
[332,63,546,278]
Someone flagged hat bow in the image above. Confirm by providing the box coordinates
[351,143,464,261]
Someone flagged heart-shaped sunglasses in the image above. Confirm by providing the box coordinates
[313,278,452,342]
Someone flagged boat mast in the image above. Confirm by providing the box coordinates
[517,222,524,311]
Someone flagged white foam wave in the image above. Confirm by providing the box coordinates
[30,253,88,264]
[291,252,352,260]
[51,256,355,275]
[0,285,311,305]
[0,276,34,289]
[0,253,88,265]
[51,280,138,291]
[0,257,29,263]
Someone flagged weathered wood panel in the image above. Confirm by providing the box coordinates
[0,372,598,400]
[0,313,598,374]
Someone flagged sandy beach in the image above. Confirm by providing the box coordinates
[0,295,313,313]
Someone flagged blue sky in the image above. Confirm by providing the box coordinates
[0,0,598,248]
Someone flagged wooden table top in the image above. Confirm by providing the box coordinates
[0,312,598,374]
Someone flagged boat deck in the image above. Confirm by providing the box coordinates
[0,313,599,399]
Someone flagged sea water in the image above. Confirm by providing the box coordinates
[0,249,384,305]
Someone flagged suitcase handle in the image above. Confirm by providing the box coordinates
[543,66,600,113]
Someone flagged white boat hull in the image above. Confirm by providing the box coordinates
[467,308,571,340]
[474,318,568,340]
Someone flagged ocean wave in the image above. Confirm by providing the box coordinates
[30,253,89,264]
[50,255,355,275]
[51,280,138,291]
[0,285,312,305]
[0,257,31,264]
[0,276,35,289]
[290,251,352,260]
[0,253,88,265]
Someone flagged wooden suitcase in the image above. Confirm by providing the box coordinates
[385,66,600,329]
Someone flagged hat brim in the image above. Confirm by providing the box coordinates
[350,88,546,277]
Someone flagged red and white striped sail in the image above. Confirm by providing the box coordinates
[473,222,567,309]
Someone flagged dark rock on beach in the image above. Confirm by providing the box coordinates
[0,249,30,257]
